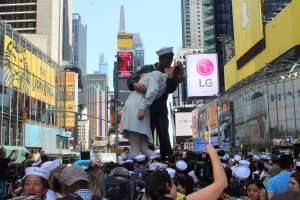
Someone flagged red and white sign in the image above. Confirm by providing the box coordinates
[186,54,219,97]
[117,51,134,77]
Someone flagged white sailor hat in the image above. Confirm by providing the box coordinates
[239,160,251,167]
[234,155,241,162]
[149,162,168,171]
[234,165,250,181]
[150,155,157,160]
[136,154,146,162]
[41,160,60,172]
[176,160,187,171]
[253,155,260,160]
[156,47,174,57]
[296,162,300,167]
[123,159,133,164]
[25,167,50,180]
[259,155,269,160]
[221,153,230,161]
[166,168,176,179]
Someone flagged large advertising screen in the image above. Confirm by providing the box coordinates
[117,52,134,77]
[3,34,56,105]
[186,54,219,97]
[232,0,264,58]
[117,33,133,49]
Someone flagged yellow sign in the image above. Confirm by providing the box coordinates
[117,33,133,49]
[3,34,55,105]
[57,73,65,128]
[56,72,76,128]
[65,72,76,128]
[232,0,264,59]
[225,0,300,90]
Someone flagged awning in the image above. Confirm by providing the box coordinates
[2,145,28,162]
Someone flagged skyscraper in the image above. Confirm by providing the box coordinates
[72,13,87,75]
[81,74,108,139]
[181,0,204,49]
[99,53,109,75]
[0,0,73,64]
[133,33,144,71]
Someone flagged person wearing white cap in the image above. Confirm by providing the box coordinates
[134,154,149,174]
[176,160,188,174]
[121,55,185,159]
[126,47,182,160]
[41,160,64,200]
[22,167,50,199]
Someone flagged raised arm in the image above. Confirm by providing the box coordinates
[186,145,228,200]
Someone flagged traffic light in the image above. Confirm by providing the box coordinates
[203,131,209,140]
[22,111,28,123]
[111,112,116,126]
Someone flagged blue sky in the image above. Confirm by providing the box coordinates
[73,0,182,89]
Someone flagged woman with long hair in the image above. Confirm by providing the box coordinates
[245,179,267,200]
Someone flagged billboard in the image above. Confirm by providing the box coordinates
[56,72,76,128]
[232,0,264,59]
[117,33,133,49]
[65,72,76,128]
[186,54,219,97]
[191,108,199,138]
[207,103,218,130]
[117,52,134,77]
[175,112,192,137]
[3,34,56,105]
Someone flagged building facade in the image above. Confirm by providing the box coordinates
[81,74,108,139]
[181,0,204,49]
[78,119,89,150]
[0,21,70,158]
[72,13,87,75]
[132,33,144,72]
[0,0,73,65]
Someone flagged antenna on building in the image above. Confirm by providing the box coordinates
[119,5,125,33]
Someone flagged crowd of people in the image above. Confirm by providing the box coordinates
[1,48,300,200]
[2,144,300,200]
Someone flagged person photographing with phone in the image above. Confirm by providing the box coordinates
[0,147,18,199]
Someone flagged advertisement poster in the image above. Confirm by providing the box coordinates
[65,72,76,128]
[193,137,218,152]
[3,34,55,105]
[207,103,218,129]
[117,52,134,77]
[186,54,219,97]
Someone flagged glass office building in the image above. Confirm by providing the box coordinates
[0,21,68,156]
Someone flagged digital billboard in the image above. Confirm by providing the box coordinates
[117,33,133,49]
[117,51,134,77]
[186,54,219,97]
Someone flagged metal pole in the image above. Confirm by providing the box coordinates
[113,61,119,153]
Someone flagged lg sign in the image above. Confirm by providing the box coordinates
[186,54,219,97]
[197,59,214,76]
